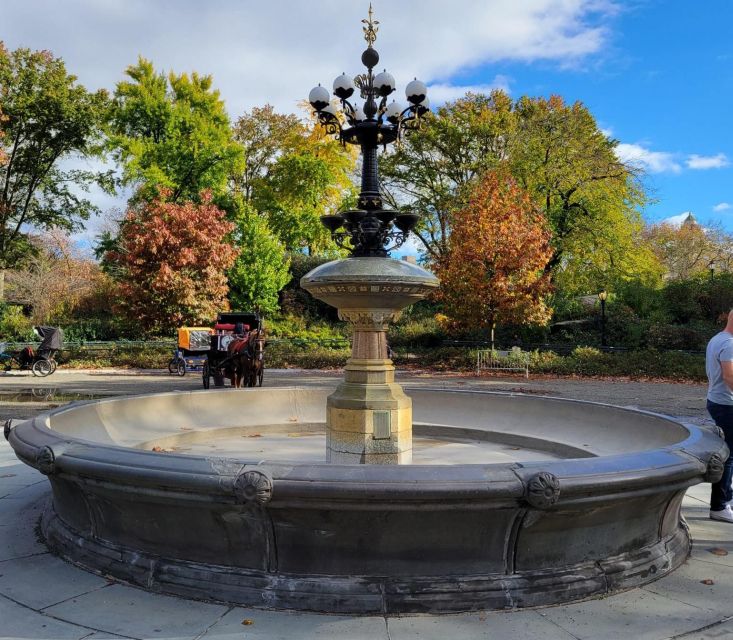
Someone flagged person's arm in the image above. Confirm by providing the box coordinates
[722,360,733,391]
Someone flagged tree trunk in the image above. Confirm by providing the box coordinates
[0,269,4,302]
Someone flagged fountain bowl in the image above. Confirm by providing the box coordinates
[7,387,726,614]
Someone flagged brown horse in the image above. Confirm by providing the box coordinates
[247,333,265,387]
[226,330,263,388]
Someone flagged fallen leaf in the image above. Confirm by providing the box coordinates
[247,434,262,438]
[708,548,729,556]
[701,579,715,585]
[151,446,166,452]
[242,619,254,626]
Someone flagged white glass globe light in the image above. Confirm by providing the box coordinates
[353,105,366,122]
[333,73,355,99]
[374,70,396,96]
[405,78,428,105]
[385,100,403,122]
[309,84,330,111]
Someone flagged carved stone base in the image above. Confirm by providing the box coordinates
[327,358,412,464]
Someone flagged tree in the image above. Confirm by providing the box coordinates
[105,192,238,333]
[231,105,357,252]
[5,230,101,324]
[380,92,651,294]
[109,57,243,203]
[381,91,513,261]
[227,201,291,315]
[436,171,553,339]
[644,218,720,280]
[0,43,110,299]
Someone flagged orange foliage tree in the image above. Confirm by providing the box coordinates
[436,171,553,340]
[107,192,238,333]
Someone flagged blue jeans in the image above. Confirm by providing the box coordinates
[708,400,733,510]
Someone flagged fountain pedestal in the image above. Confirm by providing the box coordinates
[301,257,439,464]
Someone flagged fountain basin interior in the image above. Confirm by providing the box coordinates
[8,387,727,614]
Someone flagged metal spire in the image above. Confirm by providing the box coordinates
[361,3,379,47]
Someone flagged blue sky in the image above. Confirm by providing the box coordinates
[455,1,733,227]
[2,0,732,243]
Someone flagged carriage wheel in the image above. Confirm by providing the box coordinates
[168,358,178,375]
[32,359,52,377]
[48,359,58,374]
[202,361,210,389]
[176,359,186,377]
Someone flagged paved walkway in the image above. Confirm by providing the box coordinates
[1,370,731,639]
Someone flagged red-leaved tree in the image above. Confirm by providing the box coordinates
[107,192,238,333]
[436,171,553,341]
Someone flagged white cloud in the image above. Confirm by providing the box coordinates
[1,0,615,118]
[686,153,730,170]
[615,143,681,174]
[427,76,512,105]
[713,202,732,212]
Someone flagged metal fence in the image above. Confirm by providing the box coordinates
[476,348,530,378]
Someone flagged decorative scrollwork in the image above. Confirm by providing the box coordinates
[705,453,726,483]
[234,469,273,505]
[36,445,56,475]
[714,426,726,441]
[525,472,561,509]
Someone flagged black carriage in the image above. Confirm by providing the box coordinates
[202,312,263,389]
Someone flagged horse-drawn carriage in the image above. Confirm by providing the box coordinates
[202,312,265,389]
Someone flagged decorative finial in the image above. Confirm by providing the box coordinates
[362,3,379,47]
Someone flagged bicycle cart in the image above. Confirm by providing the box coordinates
[168,327,212,376]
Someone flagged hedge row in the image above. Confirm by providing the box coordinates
[53,343,706,381]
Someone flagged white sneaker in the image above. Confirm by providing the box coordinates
[710,505,733,522]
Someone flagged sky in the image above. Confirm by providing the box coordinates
[2,0,732,248]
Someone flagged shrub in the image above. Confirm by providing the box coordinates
[0,304,33,341]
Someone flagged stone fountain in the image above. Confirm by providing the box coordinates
[4,8,729,615]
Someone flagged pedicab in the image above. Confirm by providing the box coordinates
[168,327,212,376]
[202,312,265,389]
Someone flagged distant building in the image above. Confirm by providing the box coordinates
[401,255,417,264]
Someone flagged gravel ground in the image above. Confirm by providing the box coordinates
[0,367,711,425]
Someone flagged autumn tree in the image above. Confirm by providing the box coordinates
[644,218,721,280]
[231,104,357,252]
[227,201,291,315]
[105,193,238,333]
[109,57,243,203]
[0,43,111,299]
[436,171,553,340]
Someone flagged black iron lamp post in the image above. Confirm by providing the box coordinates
[709,260,716,282]
[309,5,429,257]
[598,290,608,348]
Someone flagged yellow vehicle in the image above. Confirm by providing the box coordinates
[168,327,212,376]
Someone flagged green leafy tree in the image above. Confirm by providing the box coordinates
[109,57,243,203]
[0,43,110,299]
[231,105,357,252]
[227,201,291,315]
[381,91,654,294]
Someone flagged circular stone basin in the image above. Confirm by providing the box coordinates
[7,387,727,614]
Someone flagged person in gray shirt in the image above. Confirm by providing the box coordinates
[706,308,733,522]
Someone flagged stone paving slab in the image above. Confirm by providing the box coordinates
[200,607,389,640]
[42,584,231,639]
[0,594,98,640]
[386,610,577,639]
